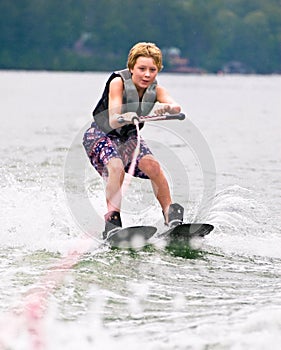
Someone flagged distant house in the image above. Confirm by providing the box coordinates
[221,61,255,74]
[162,47,205,74]
[73,32,93,56]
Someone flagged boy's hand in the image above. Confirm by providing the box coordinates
[154,104,172,115]
[117,112,139,124]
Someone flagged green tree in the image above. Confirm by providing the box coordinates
[0,0,280,73]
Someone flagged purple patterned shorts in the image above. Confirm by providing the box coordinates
[83,122,152,179]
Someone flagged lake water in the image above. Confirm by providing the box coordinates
[0,71,280,349]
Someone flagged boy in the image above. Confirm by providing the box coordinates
[83,42,184,238]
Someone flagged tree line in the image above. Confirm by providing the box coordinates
[0,0,280,73]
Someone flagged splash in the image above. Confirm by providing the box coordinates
[205,185,281,258]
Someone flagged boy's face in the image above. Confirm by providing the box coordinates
[130,56,158,91]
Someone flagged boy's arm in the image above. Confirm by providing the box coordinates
[108,77,138,128]
[155,85,181,115]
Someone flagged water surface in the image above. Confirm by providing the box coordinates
[0,71,280,349]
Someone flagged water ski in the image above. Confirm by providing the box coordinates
[163,223,214,241]
[159,223,214,258]
[106,225,157,249]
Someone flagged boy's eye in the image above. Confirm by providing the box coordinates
[138,67,156,72]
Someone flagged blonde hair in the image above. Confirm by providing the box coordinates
[127,42,163,72]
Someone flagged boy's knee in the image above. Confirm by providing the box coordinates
[107,158,124,175]
[139,157,161,178]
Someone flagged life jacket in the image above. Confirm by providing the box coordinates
[92,69,157,138]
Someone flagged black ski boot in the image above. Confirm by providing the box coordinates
[164,203,184,227]
[102,211,122,240]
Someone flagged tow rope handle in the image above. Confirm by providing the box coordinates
[138,113,185,123]
[118,113,186,124]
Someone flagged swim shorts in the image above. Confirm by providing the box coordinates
[83,122,153,179]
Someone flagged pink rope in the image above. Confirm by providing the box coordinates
[122,120,141,193]
[0,121,142,349]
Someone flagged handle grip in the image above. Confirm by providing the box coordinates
[160,113,185,120]
[138,113,186,122]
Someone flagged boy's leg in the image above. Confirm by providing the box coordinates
[105,157,125,213]
[102,157,125,239]
[138,155,172,217]
[138,155,184,226]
